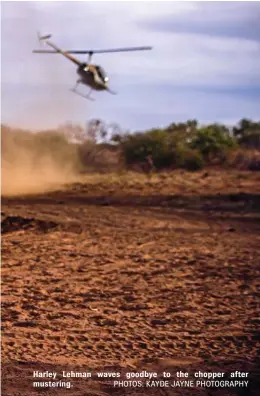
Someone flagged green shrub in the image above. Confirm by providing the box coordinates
[120,129,181,170]
[176,147,205,171]
[233,119,260,149]
[120,127,207,171]
[189,124,237,163]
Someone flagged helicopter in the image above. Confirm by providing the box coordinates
[33,34,152,100]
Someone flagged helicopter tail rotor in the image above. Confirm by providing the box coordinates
[37,32,52,42]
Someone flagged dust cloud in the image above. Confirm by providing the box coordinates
[1,128,81,197]
[2,157,77,197]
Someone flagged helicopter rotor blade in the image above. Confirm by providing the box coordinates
[32,46,152,55]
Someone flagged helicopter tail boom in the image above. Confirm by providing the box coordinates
[33,34,82,66]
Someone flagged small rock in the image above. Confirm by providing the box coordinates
[102,319,118,326]
[13,321,37,328]
[139,342,148,349]
[151,319,170,325]
[11,240,20,245]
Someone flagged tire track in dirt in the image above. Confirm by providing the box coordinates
[1,171,260,395]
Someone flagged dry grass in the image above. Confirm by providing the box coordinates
[65,169,260,198]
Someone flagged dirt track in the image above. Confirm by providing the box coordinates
[1,170,260,395]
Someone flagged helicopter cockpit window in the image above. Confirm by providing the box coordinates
[96,66,108,82]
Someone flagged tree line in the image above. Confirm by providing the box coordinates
[2,118,260,173]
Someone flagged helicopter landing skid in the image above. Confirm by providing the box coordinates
[70,87,95,101]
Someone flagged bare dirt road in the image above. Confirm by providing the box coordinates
[1,170,260,395]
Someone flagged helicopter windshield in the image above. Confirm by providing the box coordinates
[96,66,108,83]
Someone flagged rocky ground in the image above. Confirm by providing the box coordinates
[1,170,260,395]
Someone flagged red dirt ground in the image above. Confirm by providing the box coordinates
[1,170,260,395]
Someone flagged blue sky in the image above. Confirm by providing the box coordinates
[1,1,260,132]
